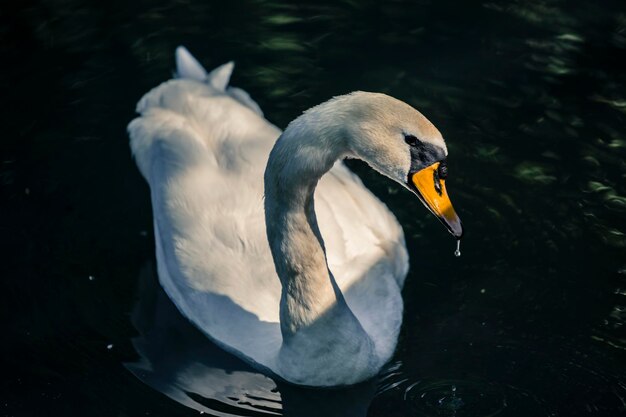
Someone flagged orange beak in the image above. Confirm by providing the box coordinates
[409,162,463,238]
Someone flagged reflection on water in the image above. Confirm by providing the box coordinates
[2,0,625,416]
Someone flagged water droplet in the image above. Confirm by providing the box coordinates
[106,344,113,350]
[454,240,461,257]
[88,275,95,281]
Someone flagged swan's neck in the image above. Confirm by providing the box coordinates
[264,118,375,367]
[264,121,347,337]
[264,123,377,383]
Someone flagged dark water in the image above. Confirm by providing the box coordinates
[2,0,626,416]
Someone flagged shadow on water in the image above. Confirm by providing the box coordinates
[127,263,376,417]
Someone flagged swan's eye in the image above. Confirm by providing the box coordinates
[438,160,448,180]
[404,134,419,147]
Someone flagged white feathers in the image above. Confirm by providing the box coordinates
[207,61,234,91]
[227,86,263,117]
[175,46,207,81]
[175,46,234,93]
[174,46,262,116]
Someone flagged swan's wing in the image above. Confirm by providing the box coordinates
[318,162,408,287]
[129,73,284,372]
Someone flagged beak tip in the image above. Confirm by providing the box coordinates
[448,219,464,239]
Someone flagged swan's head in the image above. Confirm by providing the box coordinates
[329,92,463,238]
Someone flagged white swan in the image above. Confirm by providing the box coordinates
[128,47,462,387]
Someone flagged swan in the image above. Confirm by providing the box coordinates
[128,46,462,387]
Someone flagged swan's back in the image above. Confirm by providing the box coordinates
[128,48,409,383]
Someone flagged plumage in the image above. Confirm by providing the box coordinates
[128,47,458,386]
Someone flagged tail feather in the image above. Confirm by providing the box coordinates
[175,46,207,81]
[207,61,234,91]
[175,46,234,92]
